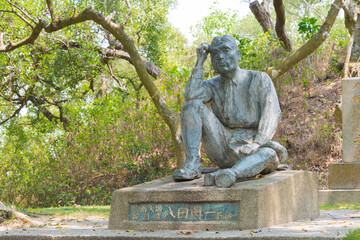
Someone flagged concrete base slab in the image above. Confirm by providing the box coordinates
[328,163,360,189]
[109,170,319,231]
[319,189,360,205]
[1,210,360,239]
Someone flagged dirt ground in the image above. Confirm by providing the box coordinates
[274,66,343,189]
[0,214,107,231]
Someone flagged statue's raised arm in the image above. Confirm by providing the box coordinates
[173,35,288,188]
[183,43,211,102]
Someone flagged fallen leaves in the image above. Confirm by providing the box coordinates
[177,231,194,235]
[253,174,264,180]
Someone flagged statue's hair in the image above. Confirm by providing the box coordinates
[211,35,238,50]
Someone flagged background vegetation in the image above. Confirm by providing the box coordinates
[0,0,348,207]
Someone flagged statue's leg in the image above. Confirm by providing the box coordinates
[199,108,241,186]
[201,112,239,169]
[215,147,279,188]
[173,100,237,181]
[173,100,202,180]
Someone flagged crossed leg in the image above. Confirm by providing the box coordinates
[173,100,279,187]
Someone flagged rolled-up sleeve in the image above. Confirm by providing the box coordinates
[184,67,212,102]
[254,72,282,145]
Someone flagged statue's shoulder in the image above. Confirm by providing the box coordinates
[246,70,272,86]
[204,75,221,87]
[247,70,271,80]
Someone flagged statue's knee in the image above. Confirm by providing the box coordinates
[258,147,277,160]
[183,100,205,112]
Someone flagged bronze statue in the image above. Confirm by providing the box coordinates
[173,35,287,188]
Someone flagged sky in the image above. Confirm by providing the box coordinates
[167,0,251,41]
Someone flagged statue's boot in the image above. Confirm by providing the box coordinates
[204,171,217,186]
[204,169,235,187]
[173,149,201,181]
[214,147,278,188]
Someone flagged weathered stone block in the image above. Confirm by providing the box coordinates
[342,78,360,163]
[328,163,360,189]
[319,189,360,205]
[108,170,319,231]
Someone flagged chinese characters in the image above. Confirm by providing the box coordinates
[129,203,237,222]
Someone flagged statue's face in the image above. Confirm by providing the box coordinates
[210,41,240,75]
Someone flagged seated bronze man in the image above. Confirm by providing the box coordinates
[173,35,287,188]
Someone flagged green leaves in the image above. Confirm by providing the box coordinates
[192,7,239,38]
[298,17,321,40]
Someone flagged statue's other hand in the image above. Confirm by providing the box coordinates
[195,43,210,67]
[238,143,260,155]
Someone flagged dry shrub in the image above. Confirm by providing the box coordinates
[273,39,345,189]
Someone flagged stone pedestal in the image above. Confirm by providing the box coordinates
[323,78,360,204]
[328,163,360,189]
[108,170,319,231]
[342,78,360,162]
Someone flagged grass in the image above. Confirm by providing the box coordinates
[26,205,111,219]
[320,203,360,211]
[343,228,360,240]
[22,203,360,219]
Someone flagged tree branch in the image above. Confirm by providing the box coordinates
[0,9,14,13]
[46,0,57,22]
[267,0,343,79]
[5,0,37,25]
[0,20,46,52]
[273,0,292,51]
[44,8,93,33]
[28,95,69,127]
[0,9,34,29]
[122,0,132,28]
[0,102,26,125]
[100,47,161,78]
[105,31,124,50]
[106,62,127,90]
[127,76,143,91]
[250,0,275,34]
[300,0,325,21]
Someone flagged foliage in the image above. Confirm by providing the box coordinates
[0,91,175,207]
[232,13,263,39]
[235,32,284,72]
[191,4,240,39]
[298,17,321,40]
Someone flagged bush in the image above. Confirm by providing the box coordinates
[0,92,175,207]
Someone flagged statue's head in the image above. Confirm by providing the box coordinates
[210,35,241,75]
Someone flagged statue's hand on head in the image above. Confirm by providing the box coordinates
[195,43,210,68]
[238,143,260,155]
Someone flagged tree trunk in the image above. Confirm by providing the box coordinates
[41,8,187,167]
[0,202,43,226]
[78,9,186,167]
[267,0,342,80]
[250,0,292,52]
[273,0,292,51]
[171,129,186,169]
[344,35,354,78]
[349,16,360,76]
[337,0,359,77]
[250,0,276,34]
